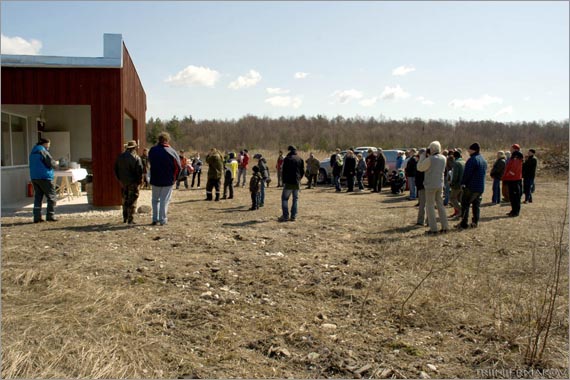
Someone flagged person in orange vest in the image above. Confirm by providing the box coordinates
[502,144,524,217]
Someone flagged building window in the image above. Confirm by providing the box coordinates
[1,112,28,167]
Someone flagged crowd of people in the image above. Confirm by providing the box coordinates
[28,132,539,232]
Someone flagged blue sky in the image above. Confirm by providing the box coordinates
[1,1,568,122]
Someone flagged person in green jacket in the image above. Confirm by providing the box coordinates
[205,148,224,201]
[449,150,465,218]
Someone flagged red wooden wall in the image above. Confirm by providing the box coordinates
[1,46,146,207]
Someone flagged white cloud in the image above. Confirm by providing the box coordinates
[495,106,514,117]
[265,96,302,108]
[294,72,309,79]
[392,65,416,76]
[523,96,531,101]
[165,65,220,87]
[266,87,290,95]
[416,96,435,106]
[228,70,262,89]
[1,34,42,55]
[360,97,378,107]
[380,85,410,101]
[331,89,363,104]
[449,94,503,110]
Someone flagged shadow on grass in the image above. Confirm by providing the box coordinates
[172,199,207,205]
[45,223,134,232]
[382,195,409,204]
[222,219,268,227]
[382,225,419,234]
[217,206,250,213]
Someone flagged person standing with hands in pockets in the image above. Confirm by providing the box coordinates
[29,137,58,223]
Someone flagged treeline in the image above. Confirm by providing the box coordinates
[146,115,569,152]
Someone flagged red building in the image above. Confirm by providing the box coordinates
[1,34,146,207]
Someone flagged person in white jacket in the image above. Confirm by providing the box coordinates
[417,141,449,235]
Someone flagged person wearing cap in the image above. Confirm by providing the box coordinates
[522,149,538,203]
[456,143,487,229]
[149,132,182,225]
[279,145,305,222]
[396,151,404,170]
[114,140,144,224]
[502,144,524,217]
[490,151,507,204]
[29,137,58,223]
[417,141,449,235]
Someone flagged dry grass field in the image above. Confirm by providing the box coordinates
[1,151,568,379]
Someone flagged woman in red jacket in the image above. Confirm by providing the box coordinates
[502,144,524,217]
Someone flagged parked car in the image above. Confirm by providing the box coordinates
[317,148,405,184]
[381,149,406,172]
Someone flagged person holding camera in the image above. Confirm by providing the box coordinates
[417,141,449,235]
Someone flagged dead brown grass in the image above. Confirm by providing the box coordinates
[2,175,568,378]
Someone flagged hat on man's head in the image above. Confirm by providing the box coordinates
[455,148,462,155]
[126,140,138,149]
[512,144,521,151]
[469,142,480,152]
[529,148,536,154]
[288,145,296,151]
[253,153,262,159]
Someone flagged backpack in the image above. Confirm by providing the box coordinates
[335,154,343,167]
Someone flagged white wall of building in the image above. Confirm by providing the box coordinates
[1,104,92,206]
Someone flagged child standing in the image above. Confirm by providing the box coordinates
[222,160,234,200]
[249,166,262,210]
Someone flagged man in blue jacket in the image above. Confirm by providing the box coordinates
[148,132,181,225]
[29,138,58,223]
[457,142,488,229]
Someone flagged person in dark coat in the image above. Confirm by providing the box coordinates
[415,148,427,225]
[148,132,182,225]
[331,148,343,192]
[114,140,144,224]
[343,150,357,192]
[490,151,506,205]
[405,149,418,200]
[522,149,538,203]
[140,148,150,189]
[279,145,305,222]
[206,148,224,201]
[365,149,377,190]
[456,142,488,229]
[373,149,386,192]
[29,137,58,223]
[255,154,270,207]
[249,166,262,210]
[222,159,234,200]
[305,152,320,189]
